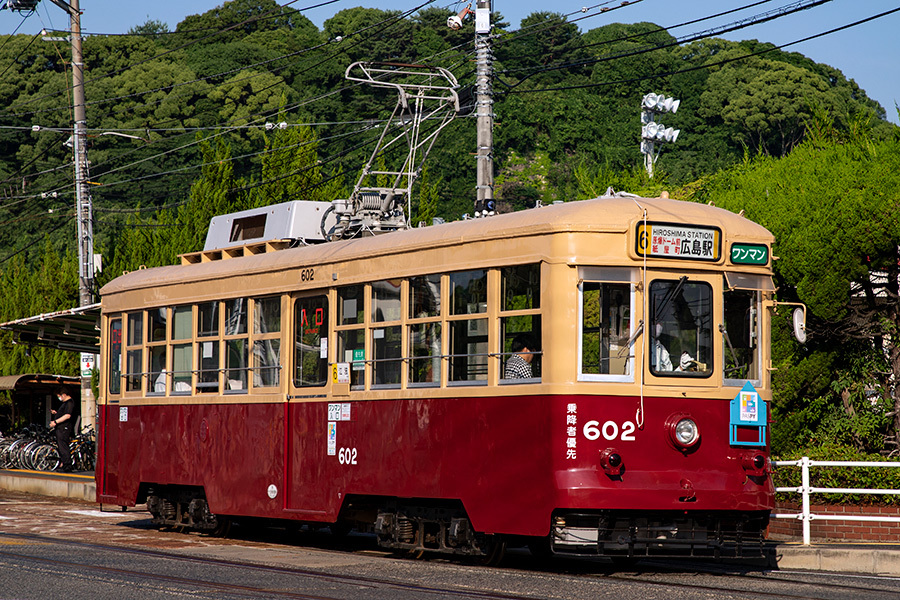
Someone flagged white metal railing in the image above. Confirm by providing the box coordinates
[772,456,900,545]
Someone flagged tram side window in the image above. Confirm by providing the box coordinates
[224,299,249,392]
[125,312,143,392]
[372,279,402,388]
[500,264,541,382]
[148,308,168,395]
[409,274,442,387]
[252,296,281,388]
[171,305,192,394]
[581,282,632,377]
[294,296,328,387]
[108,317,122,394]
[649,279,713,377]
[338,285,365,388]
[449,270,488,384]
[197,301,220,393]
[723,287,761,383]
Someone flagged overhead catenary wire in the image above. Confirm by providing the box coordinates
[506,6,900,95]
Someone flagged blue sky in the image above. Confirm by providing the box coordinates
[1,0,897,123]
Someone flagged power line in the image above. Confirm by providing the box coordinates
[0,1,438,201]
[3,0,340,115]
[0,212,72,266]
[498,0,834,89]
[506,6,900,95]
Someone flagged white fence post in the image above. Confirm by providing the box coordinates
[801,456,811,545]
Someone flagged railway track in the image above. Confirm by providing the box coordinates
[2,518,900,600]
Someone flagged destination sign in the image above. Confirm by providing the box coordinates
[730,243,769,265]
[636,222,721,262]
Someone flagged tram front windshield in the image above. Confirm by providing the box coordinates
[649,278,713,377]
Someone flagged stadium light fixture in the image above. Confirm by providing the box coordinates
[640,92,682,178]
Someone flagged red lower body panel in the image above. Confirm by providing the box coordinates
[96,394,773,537]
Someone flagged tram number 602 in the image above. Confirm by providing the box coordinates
[583,420,636,442]
[338,447,358,465]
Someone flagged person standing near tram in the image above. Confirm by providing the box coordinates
[49,386,75,472]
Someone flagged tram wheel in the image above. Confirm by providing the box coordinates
[477,537,506,567]
[209,517,232,538]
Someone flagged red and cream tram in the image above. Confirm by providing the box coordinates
[96,193,778,559]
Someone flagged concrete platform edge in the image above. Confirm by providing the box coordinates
[0,470,95,502]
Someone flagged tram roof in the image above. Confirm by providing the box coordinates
[100,195,773,299]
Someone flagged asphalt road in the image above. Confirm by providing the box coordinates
[2,491,900,600]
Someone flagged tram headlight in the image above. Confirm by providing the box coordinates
[666,414,700,450]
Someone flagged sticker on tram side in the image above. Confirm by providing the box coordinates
[327,402,352,421]
[332,362,350,384]
[327,422,337,456]
[119,407,128,422]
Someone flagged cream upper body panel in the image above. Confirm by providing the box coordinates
[100,196,773,311]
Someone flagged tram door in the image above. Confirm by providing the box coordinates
[285,294,330,513]
[99,317,123,500]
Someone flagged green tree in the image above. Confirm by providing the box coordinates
[686,121,900,452]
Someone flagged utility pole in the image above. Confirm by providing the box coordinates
[473,0,494,217]
[63,0,93,307]
[7,1,92,304]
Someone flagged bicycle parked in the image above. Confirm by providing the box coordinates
[0,424,95,472]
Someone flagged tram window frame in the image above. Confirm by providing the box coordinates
[196,301,221,394]
[147,307,168,396]
[371,279,403,389]
[251,296,282,389]
[408,274,443,388]
[293,294,329,388]
[649,278,714,378]
[577,268,637,383]
[170,305,193,395]
[108,317,122,395]
[722,273,771,386]
[336,285,366,389]
[448,269,489,386]
[125,312,144,393]
[224,299,249,393]
[499,264,542,384]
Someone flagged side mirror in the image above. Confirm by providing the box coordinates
[792,307,807,343]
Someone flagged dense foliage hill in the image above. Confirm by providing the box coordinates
[0,0,898,452]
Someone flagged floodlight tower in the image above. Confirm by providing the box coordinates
[640,93,681,178]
